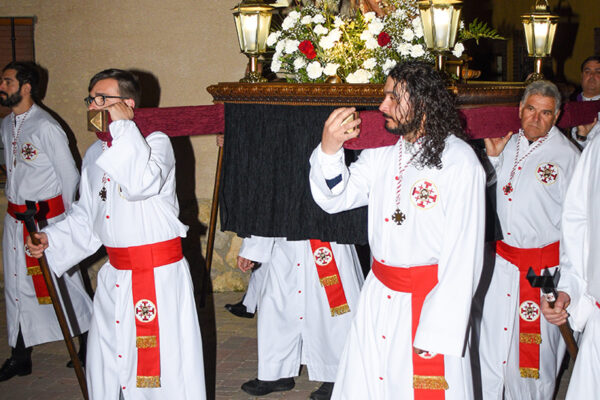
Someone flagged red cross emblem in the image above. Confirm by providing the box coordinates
[519,300,540,322]
[536,163,558,185]
[410,180,439,209]
[313,247,332,266]
[21,143,38,161]
[418,351,438,359]
[135,299,157,323]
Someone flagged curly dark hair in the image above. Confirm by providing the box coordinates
[387,61,466,169]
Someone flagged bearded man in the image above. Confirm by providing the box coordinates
[309,61,485,399]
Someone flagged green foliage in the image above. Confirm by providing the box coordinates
[459,18,504,45]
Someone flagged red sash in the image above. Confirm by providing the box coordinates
[7,195,65,305]
[309,240,350,316]
[106,237,183,389]
[372,259,448,399]
[496,240,559,379]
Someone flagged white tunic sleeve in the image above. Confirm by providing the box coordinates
[43,165,103,277]
[559,136,598,331]
[96,120,173,201]
[239,236,276,264]
[36,117,79,209]
[413,155,486,357]
[309,144,371,213]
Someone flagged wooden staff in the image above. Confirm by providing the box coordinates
[16,201,89,400]
[204,144,224,281]
[527,267,578,360]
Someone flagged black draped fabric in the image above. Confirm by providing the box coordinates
[219,103,369,244]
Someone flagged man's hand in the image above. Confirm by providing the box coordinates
[576,118,598,138]
[483,131,514,157]
[106,102,134,121]
[25,232,49,259]
[216,134,224,148]
[541,291,571,326]
[321,108,361,155]
[237,256,255,273]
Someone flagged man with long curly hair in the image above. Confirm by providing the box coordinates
[309,61,485,399]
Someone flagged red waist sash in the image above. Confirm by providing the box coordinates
[106,237,183,389]
[8,195,65,305]
[309,240,350,316]
[372,259,447,399]
[496,240,559,379]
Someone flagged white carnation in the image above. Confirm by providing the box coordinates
[346,69,372,84]
[312,14,326,24]
[306,61,324,79]
[452,42,465,58]
[360,30,372,41]
[412,18,424,38]
[383,59,397,75]
[329,28,342,42]
[281,15,297,30]
[275,40,285,53]
[363,12,376,22]
[293,57,307,71]
[301,15,312,25]
[288,10,300,20]
[402,28,414,42]
[333,16,344,28]
[266,31,281,47]
[271,58,282,73]
[314,24,329,36]
[365,36,379,50]
[410,44,425,58]
[368,19,384,35]
[324,63,340,76]
[397,42,411,56]
[320,35,335,50]
[363,57,377,70]
[284,39,300,54]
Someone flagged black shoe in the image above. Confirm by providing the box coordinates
[241,377,295,396]
[224,301,255,319]
[66,354,86,368]
[0,358,32,381]
[310,382,334,400]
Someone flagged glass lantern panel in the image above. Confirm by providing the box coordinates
[233,14,245,52]
[533,19,550,57]
[240,13,260,53]
[432,7,452,49]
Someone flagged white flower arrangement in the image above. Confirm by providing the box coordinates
[268,2,465,84]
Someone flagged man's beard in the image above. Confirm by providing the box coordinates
[383,113,418,138]
[0,89,23,108]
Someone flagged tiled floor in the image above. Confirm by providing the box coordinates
[0,290,572,399]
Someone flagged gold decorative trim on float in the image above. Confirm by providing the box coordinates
[206,81,527,107]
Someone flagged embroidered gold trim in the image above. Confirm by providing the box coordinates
[37,296,52,304]
[520,333,542,344]
[413,375,449,390]
[320,275,339,287]
[520,367,540,379]
[137,375,161,388]
[136,336,158,348]
[27,266,42,276]
[330,303,350,317]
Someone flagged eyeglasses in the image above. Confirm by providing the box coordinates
[84,94,128,106]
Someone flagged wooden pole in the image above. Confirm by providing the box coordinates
[205,146,224,279]
[18,202,89,400]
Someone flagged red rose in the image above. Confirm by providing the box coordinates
[378,32,391,47]
[299,40,317,60]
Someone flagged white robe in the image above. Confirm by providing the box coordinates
[557,134,600,399]
[481,127,580,400]
[239,236,364,382]
[310,135,485,399]
[42,120,206,400]
[242,260,267,314]
[0,104,92,348]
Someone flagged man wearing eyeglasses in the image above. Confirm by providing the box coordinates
[0,61,92,381]
[26,69,206,399]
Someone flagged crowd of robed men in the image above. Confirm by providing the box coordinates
[0,56,598,400]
